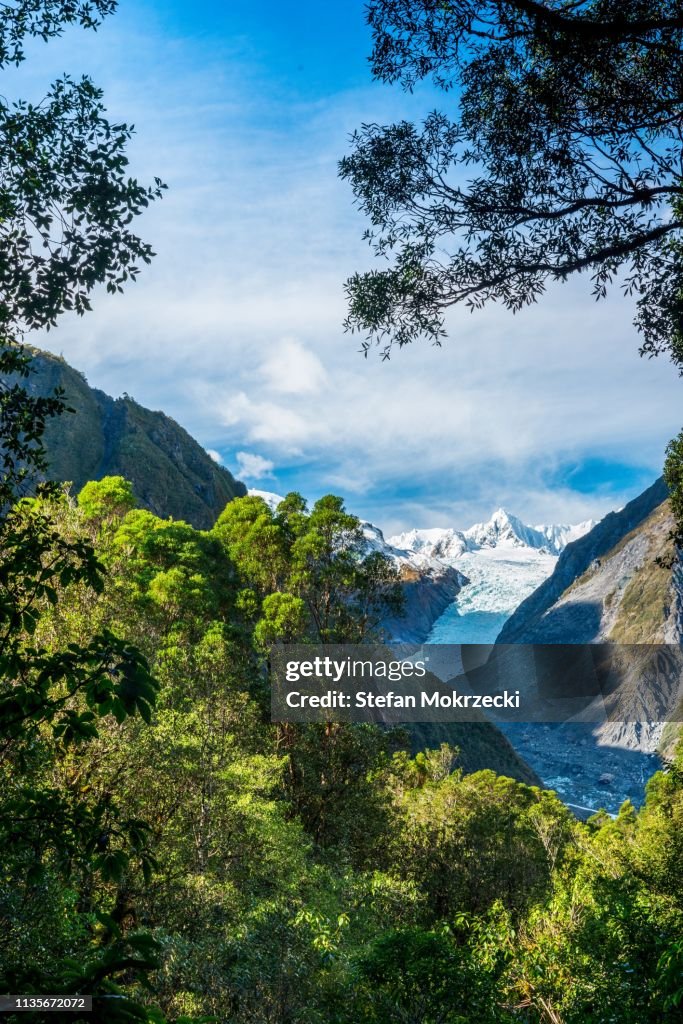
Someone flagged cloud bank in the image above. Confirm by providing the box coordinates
[12,1,683,533]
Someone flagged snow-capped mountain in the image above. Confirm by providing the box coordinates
[391,508,595,560]
[248,488,284,512]
[361,521,457,574]
[248,489,598,644]
[389,527,469,562]
[388,509,596,644]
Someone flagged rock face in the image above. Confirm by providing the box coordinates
[491,478,683,808]
[360,522,469,642]
[8,349,246,528]
[383,562,467,644]
[497,477,672,644]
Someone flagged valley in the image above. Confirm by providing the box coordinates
[387,497,680,813]
[6,352,679,819]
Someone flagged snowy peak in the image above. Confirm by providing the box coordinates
[388,527,468,562]
[361,522,466,577]
[390,510,594,561]
[533,519,597,555]
[464,508,547,551]
[462,508,595,554]
[248,488,284,512]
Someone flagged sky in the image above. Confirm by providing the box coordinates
[7,0,683,535]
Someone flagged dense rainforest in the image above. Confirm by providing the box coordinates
[2,468,683,1023]
[1,1,683,1021]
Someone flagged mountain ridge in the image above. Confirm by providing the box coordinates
[390,508,595,560]
[496,477,671,644]
[6,348,247,529]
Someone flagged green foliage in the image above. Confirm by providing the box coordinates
[215,492,404,643]
[341,1,683,364]
[342,922,514,1024]
[108,509,235,630]
[6,470,683,1020]
[0,73,164,334]
[0,2,173,1019]
[389,765,575,920]
[78,477,136,526]
[664,428,683,546]
[0,2,117,68]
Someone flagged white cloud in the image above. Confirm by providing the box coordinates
[235,451,275,481]
[260,338,327,394]
[20,9,683,533]
[206,449,223,463]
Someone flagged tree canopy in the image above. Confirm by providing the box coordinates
[0,2,168,1018]
[341,0,683,363]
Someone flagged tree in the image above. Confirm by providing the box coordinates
[0,4,170,1018]
[341,0,683,363]
[664,430,683,546]
[342,923,513,1024]
[215,492,404,644]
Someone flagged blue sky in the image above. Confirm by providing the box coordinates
[9,0,683,534]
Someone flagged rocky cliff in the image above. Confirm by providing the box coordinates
[384,562,467,643]
[8,348,246,528]
[497,477,673,644]
[492,478,682,806]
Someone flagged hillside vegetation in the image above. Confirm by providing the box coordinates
[3,475,683,1022]
[3,349,246,527]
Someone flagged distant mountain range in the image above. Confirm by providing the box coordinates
[6,348,246,528]
[251,490,596,643]
[391,508,595,560]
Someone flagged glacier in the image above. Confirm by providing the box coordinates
[388,509,595,645]
[249,489,595,645]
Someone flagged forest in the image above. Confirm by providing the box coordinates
[2,469,683,1022]
[2,1,683,1021]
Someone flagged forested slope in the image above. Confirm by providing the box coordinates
[4,476,683,1023]
[3,348,246,527]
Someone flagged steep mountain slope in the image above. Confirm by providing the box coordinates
[496,477,672,644]
[361,522,469,642]
[410,721,542,786]
[490,479,682,811]
[8,349,246,528]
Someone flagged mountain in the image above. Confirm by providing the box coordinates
[361,522,469,643]
[7,348,246,528]
[390,527,469,562]
[389,509,595,644]
[491,477,682,812]
[496,477,673,644]
[391,508,595,559]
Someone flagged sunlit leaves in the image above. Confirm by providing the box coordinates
[342,1,683,363]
